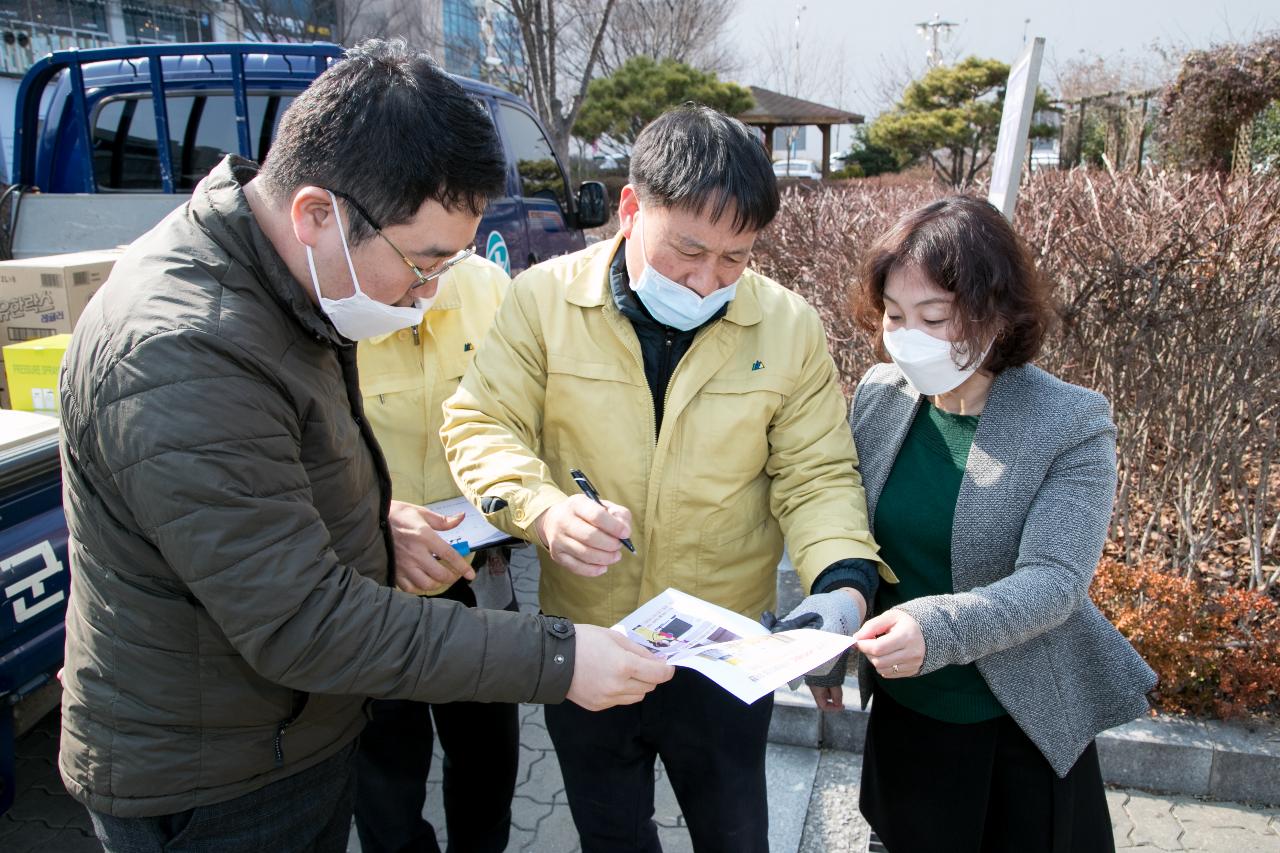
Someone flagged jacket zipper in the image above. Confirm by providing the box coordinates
[273,719,293,767]
[272,693,310,767]
[655,329,675,444]
[646,326,714,555]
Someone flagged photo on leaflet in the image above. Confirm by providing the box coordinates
[627,611,741,657]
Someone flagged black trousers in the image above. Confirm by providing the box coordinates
[544,667,774,853]
[354,582,521,853]
[860,689,1115,853]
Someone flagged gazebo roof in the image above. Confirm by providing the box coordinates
[738,86,863,126]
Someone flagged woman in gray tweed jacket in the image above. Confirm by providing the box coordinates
[825,197,1155,851]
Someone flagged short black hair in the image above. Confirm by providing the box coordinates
[629,104,779,234]
[260,38,505,244]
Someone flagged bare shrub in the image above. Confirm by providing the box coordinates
[754,170,1280,716]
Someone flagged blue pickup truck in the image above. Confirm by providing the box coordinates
[0,411,66,814]
[8,41,608,265]
[0,41,609,816]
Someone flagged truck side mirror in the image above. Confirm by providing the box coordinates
[575,181,609,229]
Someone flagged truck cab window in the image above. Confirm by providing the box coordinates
[497,103,568,215]
[92,93,294,191]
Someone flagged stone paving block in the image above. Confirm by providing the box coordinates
[1107,788,1134,845]
[514,796,579,853]
[505,825,535,851]
[1172,800,1280,851]
[798,750,869,853]
[770,688,820,748]
[1099,717,1215,797]
[0,814,27,842]
[519,714,555,751]
[4,784,93,831]
[1124,790,1186,850]
[0,816,62,853]
[41,829,102,852]
[509,794,555,834]
[512,743,547,790]
[1176,825,1280,853]
[519,752,568,806]
[768,743,821,853]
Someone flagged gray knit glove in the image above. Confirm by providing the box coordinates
[761,591,862,687]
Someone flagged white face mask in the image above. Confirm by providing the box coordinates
[883,327,989,396]
[630,209,738,331]
[304,190,426,341]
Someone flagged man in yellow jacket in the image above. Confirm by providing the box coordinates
[354,254,521,853]
[441,106,887,853]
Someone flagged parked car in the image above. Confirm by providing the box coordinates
[9,42,610,269]
[772,158,822,180]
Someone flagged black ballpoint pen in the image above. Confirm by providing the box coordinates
[569,468,637,554]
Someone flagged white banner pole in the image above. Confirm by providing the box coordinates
[988,36,1046,221]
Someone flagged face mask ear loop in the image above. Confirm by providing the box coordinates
[326,190,365,297]
[305,245,323,302]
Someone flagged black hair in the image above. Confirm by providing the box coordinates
[629,104,779,234]
[260,38,506,243]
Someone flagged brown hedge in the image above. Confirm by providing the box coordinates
[753,170,1280,717]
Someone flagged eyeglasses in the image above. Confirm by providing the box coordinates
[327,188,474,289]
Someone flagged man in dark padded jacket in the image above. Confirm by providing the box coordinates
[57,38,671,853]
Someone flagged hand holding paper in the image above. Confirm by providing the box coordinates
[764,589,866,687]
[612,589,857,704]
[855,608,925,679]
[388,499,476,595]
[569,625,675,710]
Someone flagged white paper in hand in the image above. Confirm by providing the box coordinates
[612,588,855,704]
[425,495,518,552]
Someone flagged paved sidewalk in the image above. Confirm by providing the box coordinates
[5,546,1277,852]
[343,701,1280,853]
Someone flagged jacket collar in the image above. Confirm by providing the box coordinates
[863,363,1037,512]
[565,232,763,327]
[193,155,344,346]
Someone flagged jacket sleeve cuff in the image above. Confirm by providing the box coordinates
[811,558,880,605]
[509,485,571,539]
[528,614,577,704]
[892,597,947,675]
[795,539,896,597]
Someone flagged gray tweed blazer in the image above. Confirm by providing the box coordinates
[849,361,1157,777]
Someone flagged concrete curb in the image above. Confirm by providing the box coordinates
[766,680,1280,807]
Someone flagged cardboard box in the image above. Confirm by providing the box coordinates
[4,334,72,415]
[0,250,120,346]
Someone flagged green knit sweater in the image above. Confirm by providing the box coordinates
[872,403,1007,724]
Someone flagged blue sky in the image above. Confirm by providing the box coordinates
[728,1,1280,114]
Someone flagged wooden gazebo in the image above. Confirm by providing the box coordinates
[737,87,864,178]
